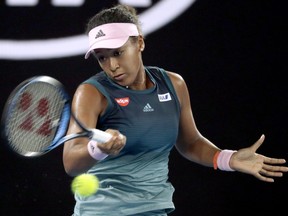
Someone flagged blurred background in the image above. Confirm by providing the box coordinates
[0,0,287,215]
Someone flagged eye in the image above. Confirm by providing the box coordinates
[96,55,106,62]
[113,50,123,57]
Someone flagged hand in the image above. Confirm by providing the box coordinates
[230,134,288,182]
[97,129,126,155]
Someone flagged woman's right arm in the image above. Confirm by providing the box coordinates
[63,83,125,177]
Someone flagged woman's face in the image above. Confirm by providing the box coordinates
[93,36,145,88]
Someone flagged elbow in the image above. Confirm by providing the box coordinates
[63,162,80,177]
[64,164,90,177]
[63,156,85,177]
[63,154,96,177]
[175,136,203,162]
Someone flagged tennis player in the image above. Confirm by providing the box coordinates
[63,4,288,216]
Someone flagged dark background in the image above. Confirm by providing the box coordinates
[1,0,287,215]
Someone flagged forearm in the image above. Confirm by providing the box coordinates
[63,139,98,177]
[176,136,221,167]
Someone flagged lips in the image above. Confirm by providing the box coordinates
[113,73,125,81]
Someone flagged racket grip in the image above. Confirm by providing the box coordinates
[90,129,112,143]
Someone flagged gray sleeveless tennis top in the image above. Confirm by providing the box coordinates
[73,66,181,216]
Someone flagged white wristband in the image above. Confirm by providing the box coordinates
[87,140,108,161]
[217,149,237,171]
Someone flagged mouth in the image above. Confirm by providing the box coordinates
[113,73,125,81]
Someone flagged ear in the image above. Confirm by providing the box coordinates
[138,35,145,52]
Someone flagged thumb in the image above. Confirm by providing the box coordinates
[250,134,265,152]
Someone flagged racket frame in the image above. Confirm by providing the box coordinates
[1,76,111,157]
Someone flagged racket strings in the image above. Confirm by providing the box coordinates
[7,82,66,155]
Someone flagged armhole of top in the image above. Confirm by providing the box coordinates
[82,79,115,119]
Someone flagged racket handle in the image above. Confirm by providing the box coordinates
[90,129,112,143]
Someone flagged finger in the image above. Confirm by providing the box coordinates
[262,163,288,173]
[255,173,274,183]
[264,157,287,165]
[119,134,124,140]
[109,135,126,154]
[259,168,283,177]
[250,134,265,152]
[113,142,124,152]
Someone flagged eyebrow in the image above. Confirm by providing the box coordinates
[94,47,121,54]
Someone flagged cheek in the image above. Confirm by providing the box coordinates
[125,49,142,69]
[98,60,110,71]
[97,62,112,77]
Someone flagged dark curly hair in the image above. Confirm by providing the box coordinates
[85,4,142,35]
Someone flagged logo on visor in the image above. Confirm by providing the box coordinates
[95,30,106,39]
[0,0,196,60]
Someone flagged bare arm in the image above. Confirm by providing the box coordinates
[63,84,125,177]
[167,71,220,167]
[168,71,288,182]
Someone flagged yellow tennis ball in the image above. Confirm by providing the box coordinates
[71,174,99,197]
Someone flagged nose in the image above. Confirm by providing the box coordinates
[108,57,119,72]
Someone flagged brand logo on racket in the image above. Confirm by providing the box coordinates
[115,97,130,107]
[0,0,196,60]
[18,92,54,136]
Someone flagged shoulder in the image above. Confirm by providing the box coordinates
[74,83,104,103]
[165,71,186,90]
[74,72,107,104]
[164,71,189,107]
[73,83,107,116]
[146,66,187,93]
[146,66,184,84]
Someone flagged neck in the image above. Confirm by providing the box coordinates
[126,79,146,90]
[127,68,149,90]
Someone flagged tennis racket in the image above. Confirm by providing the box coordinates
[1,76,112,157]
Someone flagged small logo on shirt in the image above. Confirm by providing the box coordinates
[143,103,154,112]
[95,30,106,39]
[158,93,172,102]
[115,97,130,107]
